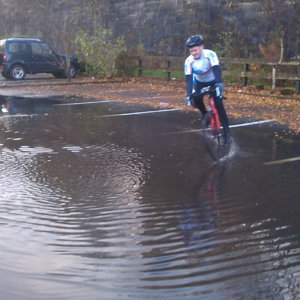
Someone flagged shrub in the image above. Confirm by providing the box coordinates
[75,27,125,78]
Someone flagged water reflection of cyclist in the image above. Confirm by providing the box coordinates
[178,164,227,265]
[184,34,232,143]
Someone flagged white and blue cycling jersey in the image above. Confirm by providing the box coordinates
[184,49,219,83]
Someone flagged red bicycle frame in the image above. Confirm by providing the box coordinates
[208,96,221,131]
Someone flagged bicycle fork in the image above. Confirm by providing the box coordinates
[208,97,222,146]
[208,97,221,129]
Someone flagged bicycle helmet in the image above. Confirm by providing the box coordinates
[185,35,204,48]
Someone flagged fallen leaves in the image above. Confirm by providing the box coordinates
[4,77,300,132]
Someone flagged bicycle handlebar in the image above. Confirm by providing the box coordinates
[201,85,217,94]
[192,85,218,96]
[190,85,218,98]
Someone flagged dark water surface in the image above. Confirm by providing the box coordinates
[0,95,300,300]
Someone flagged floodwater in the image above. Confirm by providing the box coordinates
[0,94,300,300]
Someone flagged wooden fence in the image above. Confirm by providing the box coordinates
[136,56,300,94]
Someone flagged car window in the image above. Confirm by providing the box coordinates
[41,43,52,54]
[30,42,52,55]
[8,42,28,53]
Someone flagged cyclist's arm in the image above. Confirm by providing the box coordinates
[185,74,193,95]
[184,56,194,96]
[207,50,223,84]
[212,65,222,84]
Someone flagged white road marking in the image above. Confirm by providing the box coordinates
[264,156,300,165]
[98,108,181,117]
[229,119,277,128]
[55,100,119,106]
[163,119,277,135]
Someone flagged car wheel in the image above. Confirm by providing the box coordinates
[64,63,77,78]
[10,64,26,80]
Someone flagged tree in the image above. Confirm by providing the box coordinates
[261,0,298,63]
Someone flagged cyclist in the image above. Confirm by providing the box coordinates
[184,34,232,143]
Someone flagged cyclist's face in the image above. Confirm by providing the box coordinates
[189,45,203,58]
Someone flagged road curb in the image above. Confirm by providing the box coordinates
[0,79,125,89]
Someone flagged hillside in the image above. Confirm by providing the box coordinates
[0,0,298,59]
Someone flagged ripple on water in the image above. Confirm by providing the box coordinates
[0,138,300,299]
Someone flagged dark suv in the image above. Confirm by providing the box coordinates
[0,38,78,80]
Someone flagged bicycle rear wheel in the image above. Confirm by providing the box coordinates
[200,112,230,162]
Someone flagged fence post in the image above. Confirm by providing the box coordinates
[166,60,171,81]
[271,65,277,90]
[296,64,300,94]
[241,63,249,86]
[138,59,143,76]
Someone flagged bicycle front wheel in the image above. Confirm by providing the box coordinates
[200,112,230,162]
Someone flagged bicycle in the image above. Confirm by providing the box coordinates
[190,85,232,162]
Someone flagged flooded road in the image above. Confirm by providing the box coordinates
[0,94,300,300]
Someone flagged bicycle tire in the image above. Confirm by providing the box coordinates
[200,112,230,162]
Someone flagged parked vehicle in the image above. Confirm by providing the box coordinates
[0,37,78,80]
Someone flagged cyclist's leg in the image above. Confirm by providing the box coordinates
[191,81,207,116]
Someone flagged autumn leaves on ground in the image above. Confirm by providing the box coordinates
[5,77,300,133]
